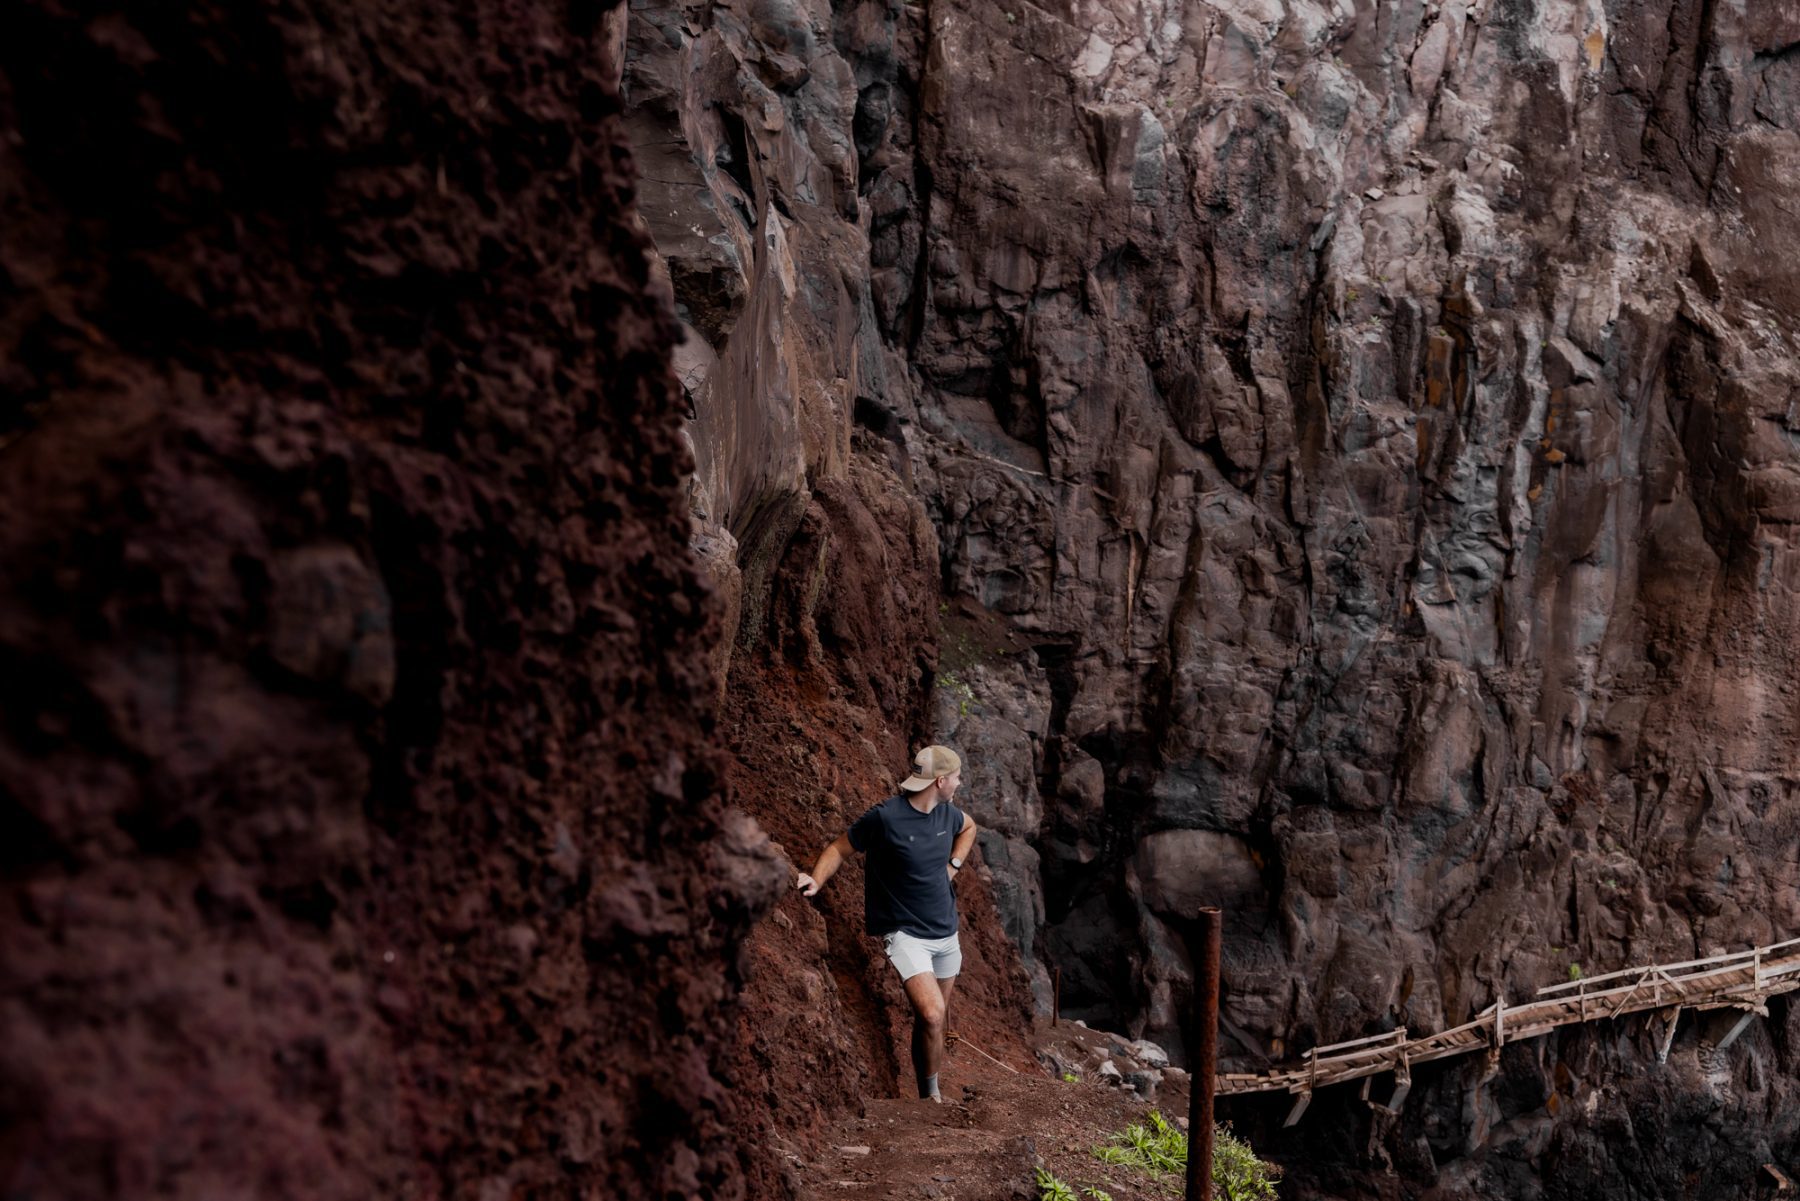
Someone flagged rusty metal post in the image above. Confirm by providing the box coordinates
[1187,907,1221,1201]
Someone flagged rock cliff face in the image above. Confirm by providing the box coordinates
[627,0,1800,1195]
[0,4,787,1199]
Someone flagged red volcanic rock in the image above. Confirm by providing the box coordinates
[0,3,780,1199]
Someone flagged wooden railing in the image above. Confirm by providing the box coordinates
[1215,937,1800,1124]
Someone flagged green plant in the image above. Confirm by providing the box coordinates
[1035,1168,1118,1201]
[1092,1111,1186,1175]
[1035,1167,1078,1201]
[1213,1125,1281,1201]
[1062,1072,1079,1083]
[1090,1114,1280,1200]
[936,671,977,716]
[1568,963,1583,981]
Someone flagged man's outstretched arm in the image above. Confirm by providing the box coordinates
[797,834,855,896]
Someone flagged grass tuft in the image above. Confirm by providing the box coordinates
[1088,1114,1281,1200]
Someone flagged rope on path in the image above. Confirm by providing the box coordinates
[946,1031,1021,1075]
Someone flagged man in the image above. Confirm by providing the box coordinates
[797,745,977,1103]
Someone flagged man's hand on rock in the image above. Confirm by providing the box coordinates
[797,872,821,897]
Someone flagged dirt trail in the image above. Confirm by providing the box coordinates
[715,654,1041,1174]
[793,1021,1196,1201]
[715,640,1196,1200]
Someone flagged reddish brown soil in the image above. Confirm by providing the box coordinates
[718,653,1040,1188]
[793,1019,1197,1201]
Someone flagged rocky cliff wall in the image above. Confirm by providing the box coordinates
[0,4,789,1199]
[628,0,1800,1195]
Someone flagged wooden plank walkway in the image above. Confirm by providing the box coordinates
[1217,937,1800,1121]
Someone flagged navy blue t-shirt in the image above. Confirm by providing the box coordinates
[848,794,965,938]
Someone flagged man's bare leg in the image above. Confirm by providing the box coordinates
[903,972,948,1100]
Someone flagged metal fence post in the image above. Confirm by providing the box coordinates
[1188,908,1221,1201]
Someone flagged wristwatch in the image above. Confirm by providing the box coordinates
[950,856,964,872]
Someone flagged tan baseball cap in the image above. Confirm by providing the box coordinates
[899,745,961,792]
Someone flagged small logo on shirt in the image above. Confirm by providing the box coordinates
[937,831,947,836]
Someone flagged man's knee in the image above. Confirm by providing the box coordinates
[912,993,945,1029]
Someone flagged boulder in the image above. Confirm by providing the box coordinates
[1131,830,1266,919]
[1131,1039,1171,1069]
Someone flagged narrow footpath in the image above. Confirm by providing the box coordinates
[792,1020,1195,1201]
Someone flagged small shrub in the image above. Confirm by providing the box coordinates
[1092,1110,1186,1175]
[1090,1113,1280,1200]
[1062,1072,1078,1083]
[1035,1167,1077,1201]
[936,671,976,716]
[1034,1168,1115,1201]
[1213,1124,1281,1201]
[1568,963,1583,981]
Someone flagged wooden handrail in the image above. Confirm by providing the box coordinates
[1536,936,1800,995]
[1310,1026,1409,1055]
[1214,941,1800,1099]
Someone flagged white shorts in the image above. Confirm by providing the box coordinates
[882,930,962,980]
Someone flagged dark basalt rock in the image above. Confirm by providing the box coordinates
[626,0,1800,1195]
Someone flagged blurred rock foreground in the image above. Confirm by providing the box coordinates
[5,0,1800,1199]
[1,3,782,1198]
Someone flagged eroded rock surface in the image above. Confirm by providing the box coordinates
[1,4,784,1199]
[630,0,1800,1195]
